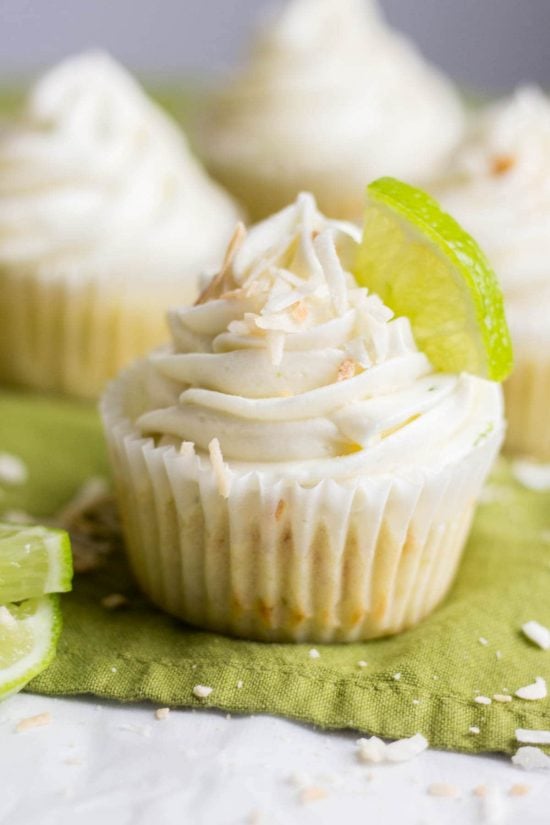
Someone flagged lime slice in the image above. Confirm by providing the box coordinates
[0,523,73,603]
[0,596,61,700]
[354,177,513,381]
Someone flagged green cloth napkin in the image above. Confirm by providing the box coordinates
[2,389,550,755]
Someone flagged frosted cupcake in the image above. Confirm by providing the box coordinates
[101,192,504,642]
[0,52,241,399]
[201,0,464,221]
[436,88,550,459]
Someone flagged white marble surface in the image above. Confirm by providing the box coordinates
[2,693,548,825]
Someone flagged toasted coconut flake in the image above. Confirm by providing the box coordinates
[522,620,550,650]
[491,154,516,175]
[515,676,547,701]
[208,438,231,499]
[291,300,309,323]
[357,733,428,764]
[336,358,356,382]
[473,785,488,797]
[516,728,550,744]
[299,786,328,804]
[192,685,213,699]
[155,708,170,720]
[427,783,460,798]
[195,222,246,305]
[508,783,531,796]
[0,453,27,486]
[101,593,129,610]
[512,746,550,770]
[16,712,51,733]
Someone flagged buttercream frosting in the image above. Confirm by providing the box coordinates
[202,0,464,219]
[138,193,502,483]
[0,52,241,288]
[436,87,550,342]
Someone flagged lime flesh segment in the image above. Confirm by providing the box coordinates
[0,596,62,700]
[354,177,513,381]
[0,523,73,603]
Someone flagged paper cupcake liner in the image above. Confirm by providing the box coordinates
[0,264,198,399]
[504,350,550,460]
[101,361,502,643]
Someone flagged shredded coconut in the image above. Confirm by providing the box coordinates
[299,786,328,804]
[474,696,492,705]
[522,620,550,650]
[516,728,550,744]
[357,661,368,668]
[16,712,51,733]
[469,726,480,734]
[192,685,213,699]
[493,694,512,703]
[236,680,244,689]
[512,459,550,491]
[427,783,460,798]
[155,708,170,720]
[208,438,231,498]
[100,593,128,610]
[515,676,547,701]
[309,649,320,659]
[512,746,550,770]
[508,783,531,796]
[357,733,428,764]
[479,637,489,646]
[478,786,507,824]
[0,453,27,486]
[393,673,402,681]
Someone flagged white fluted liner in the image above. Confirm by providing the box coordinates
[504,352,550,460]
[101,361,503,642]
[0,265,197,399]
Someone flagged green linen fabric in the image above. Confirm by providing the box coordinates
[1,389,550,755]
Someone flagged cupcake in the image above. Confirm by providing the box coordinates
[200,0,464,222]
[101,192,504,642]
[436,88,550,460]
[0,52,241,399]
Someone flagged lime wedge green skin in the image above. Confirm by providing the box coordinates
[0,523,73,604]
[0,596,62,700]
[354,177,513,382]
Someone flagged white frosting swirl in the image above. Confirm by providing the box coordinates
[436,87,550,343]
[0,52,241,287]
[202,0,464,218]
[138,193,502,483]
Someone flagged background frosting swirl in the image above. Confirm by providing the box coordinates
[0,52,240,280]
[202,0,464,217]
[138,193,502,482]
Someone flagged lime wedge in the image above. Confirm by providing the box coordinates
[0,596,61,700]
[354,177,513,381]
[0,523,73,604]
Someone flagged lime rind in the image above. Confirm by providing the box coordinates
[355,177,513,382]
[0,596,62,700]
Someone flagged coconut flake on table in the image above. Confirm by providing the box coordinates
[512,746,550,770]
[515,677,547,701]
[512,459,550,491]
[516,728,550,744]
[522,620,550,650]
[356,733,428,764]
[0,453,28,486]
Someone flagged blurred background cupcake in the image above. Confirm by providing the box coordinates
[436,88,550,460]
[0,52,242,399]
[199,0,464,221]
